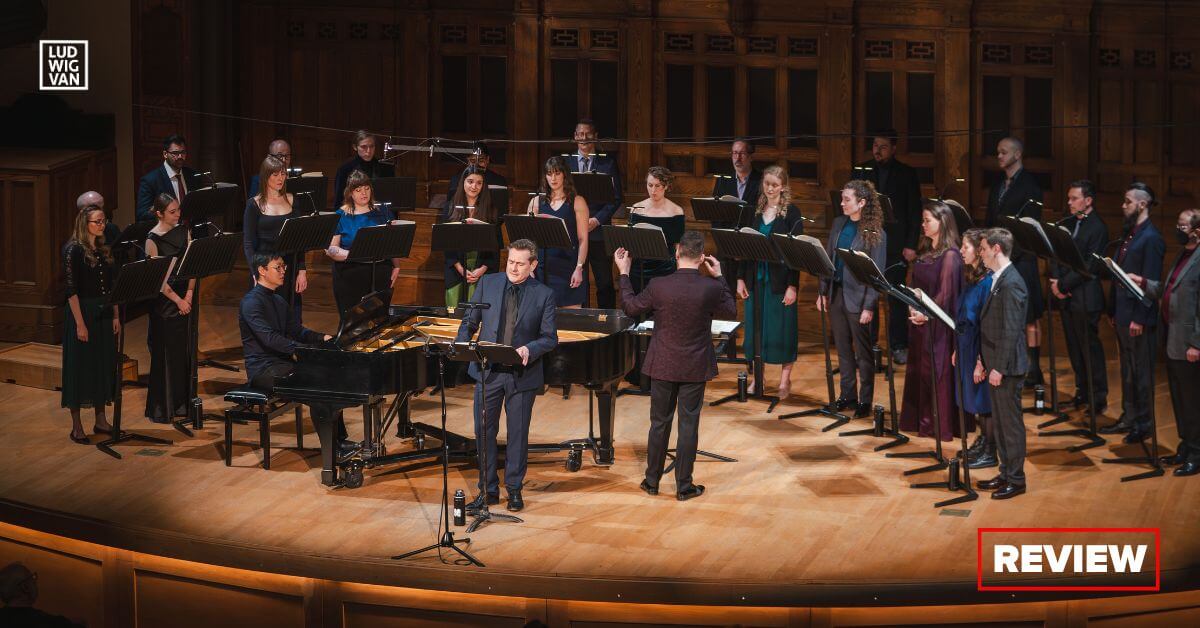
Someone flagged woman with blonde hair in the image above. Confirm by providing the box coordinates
[736,165,804,398]
[900,200,964,440]
[61,205,119,443]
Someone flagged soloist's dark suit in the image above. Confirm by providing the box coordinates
[985,168,1045,324]
[979,263,1030,487]
[618,267,736,492]
[568,153,622,309]
[1051,212,1110,405]
[852,157,922,350]
[1110,220,1165,431]
[455,272,558,496]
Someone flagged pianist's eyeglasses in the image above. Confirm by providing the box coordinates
[268,263,287,272]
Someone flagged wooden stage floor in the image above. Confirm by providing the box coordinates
[1,304,1197,605]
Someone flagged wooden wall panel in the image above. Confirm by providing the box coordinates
[134,569,305,628]
[0,536,104,628]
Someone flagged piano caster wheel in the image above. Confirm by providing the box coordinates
[566,449,582,472]
[342,459,365,489]
[414,432,426,449]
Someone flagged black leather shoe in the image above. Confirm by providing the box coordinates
[892,348,908,365]
[465,493,499,515]
[992,484,1026,499]
[976,476,1007,491]
[638,480,658,496]
[677,485,706,501]
[833,397,856,411]
[966,434,987,457]
[1173,462,1200,477]
[336,439,361,457]
[506,489,524,512]
[1160,452,1187,466]
[1099,420,1132,435]
[968,452,999,469]
[1123,429,1147,445]
[1070,394,1086,409]
[854,403,872,419]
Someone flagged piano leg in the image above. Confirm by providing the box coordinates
[595,383,617,465]
[310,403,339,486]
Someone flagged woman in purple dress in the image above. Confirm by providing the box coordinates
[900,201,964,441]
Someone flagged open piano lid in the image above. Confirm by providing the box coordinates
[333,290,398,348]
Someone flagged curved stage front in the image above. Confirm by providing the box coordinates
[2,307,1199,626]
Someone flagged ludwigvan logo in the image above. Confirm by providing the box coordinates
[40,40,89,91]
[978,528,1160,591]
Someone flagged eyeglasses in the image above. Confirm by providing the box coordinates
[165,150,187,156]
[1177,224,1192,232]
[731,151,749,157]
[88,218,108,225]
[268,263,287,272]
[270,153,291,159]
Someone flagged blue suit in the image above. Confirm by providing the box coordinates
[568,153,622,308]
[455,272,558,494]
[1110,219,1165,430]
[1111,220,1165,328]
[136,164,202,222]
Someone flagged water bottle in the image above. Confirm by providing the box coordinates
[453,489,466,526]
[873,405,885,437]
[737,372,748,402]
[1034,385,1045,416]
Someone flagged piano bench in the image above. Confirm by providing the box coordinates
[223,387,305,470]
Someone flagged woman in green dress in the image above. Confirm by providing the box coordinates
[440,165,499,308]
[736,165,803,398]
[61,205,119,443]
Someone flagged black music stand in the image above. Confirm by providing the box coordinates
[488,185,510,214]
[604,223,670,397]
[1000,215,1070,424]
[113,220,155,260]
[772,234,850,430]
[431,221,502,311]
[691,197,753,230]
[274,211,341,321]
[503,214,574,299]
[286,176,327,214]
[171,233,242,432]
[374,176,418,211]
[1097,255,1165,482]
[835,248,910,451]
[391,338,481,567]
[943,200,974,237]
[451,341,526,534]
[346,220,416,294]
[572,172,615,206]
[709,228,782,412]
[96,256,177,459]
[180,185,243,372]
[1036,222,1107,452]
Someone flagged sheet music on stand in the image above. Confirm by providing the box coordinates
[905,283,956,331]
[502,214,573,249]
[999,215,1054,260]
[373,177,418,211]
[286,175,327,214]
[601,222,670,259]
[1040,220,1092,278]
[691,196,752,227]
[633,319,740,337]
[571,172,615,205]
[1097,254,1146,301]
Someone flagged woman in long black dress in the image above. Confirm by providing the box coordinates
[61,205,118,443]
[243,155,305,322]
[325,170,399,318]
[524,156,590,308]
[628,166,687,289]
[439,165,500,308]
[144,193,195,423]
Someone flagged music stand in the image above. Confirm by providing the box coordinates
[1097,254,1165,482]
[274,211,341,319]
[373,176,418,211]
[286,175,327,214]
[771,234,850,430]
[112,220,155,260]
[431,221,502,309]
[1036,223,1107,452]
[181,183,241,238]
[572,172,615,206]
[488,185,510,214]
[346,220,416,294]
[708,228,782,412]
[943,200,974,237]
[691,197,753,230]
[96,256,177,459]
[1000,216,1070,423]
[604,224,670,397]
[451,341,526,534]
[834,249,911,451]
[171,233,241,432]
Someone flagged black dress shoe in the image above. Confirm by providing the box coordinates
[506,489,524,512]
[638,480,658,496]
[466,493,500,515]
[854,403,872,419]
[976,476,1007,491]
[1173,462,1200,477]
[892,348,908,365]
[1123,430,1147,445]
[833,397,856,411]
[677,485,706,501]
[992,484,1026,499]
[967,452,999,469]
[966,434,987,457]
[1160,452,1187,466]
[1099,421,1132,435]
[1070,394,1086,409]
[336,439,361,457]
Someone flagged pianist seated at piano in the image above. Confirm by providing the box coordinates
[455,239,558,514]
[238,253,353,457]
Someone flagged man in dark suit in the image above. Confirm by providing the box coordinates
[985,137,1045,387]
[456,239,558,513]
[711,139,762,358]
[136,134,203,222]
[976,228,1030,499]
[851,129,922,364]
[1130,208,1200,476]
[568,118,622,309]
[614,231,736,501]
[1049,180,1110,412]
[1104,183,1166,442]
[446,141,508,206]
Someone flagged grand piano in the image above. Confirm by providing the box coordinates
[273,292,636,487]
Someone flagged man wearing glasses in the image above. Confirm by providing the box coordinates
[135,134,202,221]
[710,139,762,357]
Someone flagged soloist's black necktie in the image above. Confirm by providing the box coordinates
[501,284,519,346]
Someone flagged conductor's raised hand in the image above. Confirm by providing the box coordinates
[614,247,633,275]
[701,255,722,277]
[516,345,530,365]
